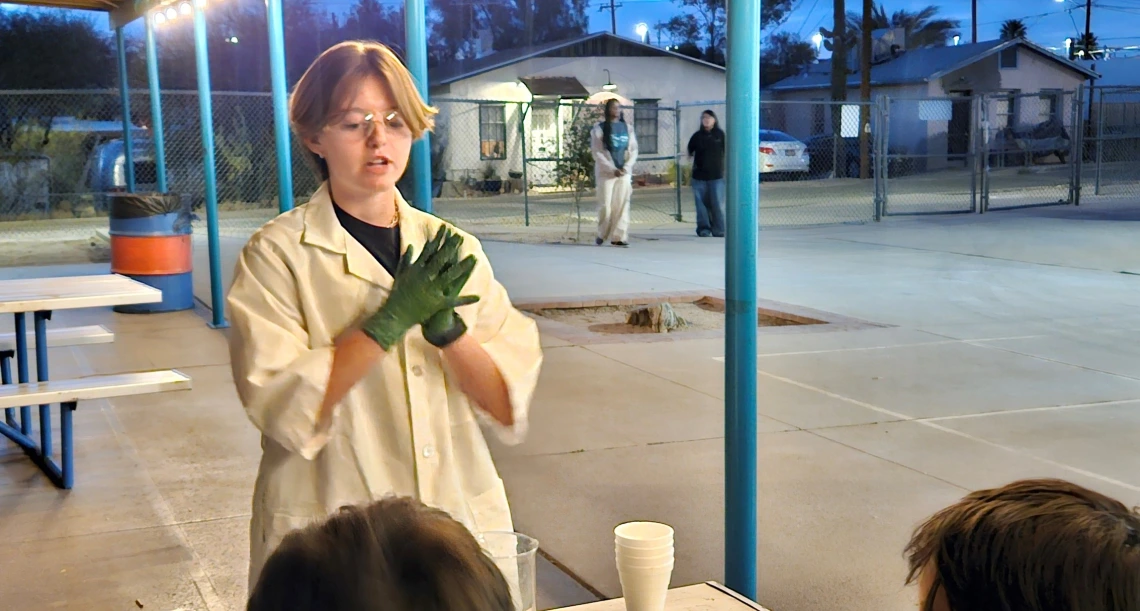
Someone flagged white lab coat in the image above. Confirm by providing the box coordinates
[226,183,543,591]
[590,121,639,243]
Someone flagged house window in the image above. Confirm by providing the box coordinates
[633,100,659,154]
[999,47,1018,69]
[1039,90,1061,120]
[479,104,507,160]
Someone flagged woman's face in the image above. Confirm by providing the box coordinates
[305,75,413,200]
[606,101,620,120]
[701,114,715,130]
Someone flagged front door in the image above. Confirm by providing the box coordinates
[948,90,972,163]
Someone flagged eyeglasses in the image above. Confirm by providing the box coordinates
[326,109,411,141]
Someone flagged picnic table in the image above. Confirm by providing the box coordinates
[554,582,771,611]
[0,274,190,488]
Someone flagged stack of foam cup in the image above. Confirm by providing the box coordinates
[614,522,675,611]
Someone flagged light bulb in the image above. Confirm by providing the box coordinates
[165,6,177,19]
[179,2,191,14]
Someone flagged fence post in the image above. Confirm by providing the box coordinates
[881,97,891,217]
[969,95,980,213]
[674,101,683,221]
[979,94,990,214]
[520,101,530,227]
[1094,87,1104,197]
[872,97,883,221]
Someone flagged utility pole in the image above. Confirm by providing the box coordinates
[1084,0,1093,58]
[972,0,977,43]
[599,0,619,34]
[829,0,847,178]
[859,0,871,179]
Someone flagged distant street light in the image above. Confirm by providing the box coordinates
[953,35,960,45]
[636,22,649,44]
[811,32,823,49]
[226,36,239,43]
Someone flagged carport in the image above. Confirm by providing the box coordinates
[1,0,761,602]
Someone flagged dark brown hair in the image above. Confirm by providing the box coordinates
[289,40,437,180]
[905,478,1140,611]
[247,497,513,611]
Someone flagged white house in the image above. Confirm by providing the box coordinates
[767,37,1097,168]
[429,32,727,187]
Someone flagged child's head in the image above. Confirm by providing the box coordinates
[905,478,1140,611]
[247,497,513,611]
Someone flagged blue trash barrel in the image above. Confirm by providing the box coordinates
[108,193,195,313]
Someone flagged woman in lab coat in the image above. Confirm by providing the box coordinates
[226,40,543,591]
[591,99,639,247]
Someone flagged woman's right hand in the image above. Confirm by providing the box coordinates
[359,227,480,350]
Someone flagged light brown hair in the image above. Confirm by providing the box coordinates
[905,478,1140,611]
[288,40,438,180]
[247,497,513,611]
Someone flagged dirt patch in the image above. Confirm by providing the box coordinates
[0,239,110,267]
[528,298,817,335]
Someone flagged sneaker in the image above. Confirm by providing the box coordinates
[611,241,630,247]
[698,230,713,238]
[595,237,604,246]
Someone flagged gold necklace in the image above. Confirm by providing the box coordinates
[383,203,400,228]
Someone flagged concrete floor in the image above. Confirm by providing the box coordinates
[4,202,1140,611]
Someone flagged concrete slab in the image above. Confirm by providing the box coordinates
[493,346,795,460]
[751,341,1140,419]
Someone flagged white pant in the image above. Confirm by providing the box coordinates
[595,171,632,243]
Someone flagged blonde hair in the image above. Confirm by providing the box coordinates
[289,40,438,180]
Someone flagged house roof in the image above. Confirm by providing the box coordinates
[768,38,1099,92]
[519,77,590,98]
[430,32,725,87]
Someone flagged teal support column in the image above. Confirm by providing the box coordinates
[724,0,761,601]
[193,4,228,328]
[405,0,432,212]
[144,15,168,193]
[115,27,136,192]
[266,0,294,213]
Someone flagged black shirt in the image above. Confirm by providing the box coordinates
[334,202,402,276]
[687,128,726,181]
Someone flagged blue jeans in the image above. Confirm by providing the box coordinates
[691,179,725,237]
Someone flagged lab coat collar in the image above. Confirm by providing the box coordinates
[301,182,429,288]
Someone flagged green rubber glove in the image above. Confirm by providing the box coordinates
[421,251,480,348]
[359,227,480,351]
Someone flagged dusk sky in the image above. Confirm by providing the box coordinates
[4,0,1140,55]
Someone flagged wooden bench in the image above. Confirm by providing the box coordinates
[0,369,191,488]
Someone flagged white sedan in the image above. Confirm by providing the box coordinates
[759,129,810,177]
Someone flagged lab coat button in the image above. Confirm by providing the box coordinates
[412,365,424,377]
[422,445,435,458]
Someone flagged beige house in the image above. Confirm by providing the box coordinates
[429,32,727,187]
[766,38,1098,168]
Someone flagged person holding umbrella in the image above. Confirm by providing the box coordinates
[589,96,639,247]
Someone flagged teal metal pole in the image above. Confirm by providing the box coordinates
[724,0,761,600]
[144,16,168,193]
[116,27,136,192]
[193,4,228,328]
[405,0,432,212]
[266,0,293,213]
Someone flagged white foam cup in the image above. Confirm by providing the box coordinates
[614,522,674,549]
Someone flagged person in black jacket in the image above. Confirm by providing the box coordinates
[686,109,726,238]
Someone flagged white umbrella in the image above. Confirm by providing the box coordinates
[584,91,634,108]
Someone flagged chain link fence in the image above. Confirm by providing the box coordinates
[1083,86,1140,202]
[8,84,1140,266]
[882,97,977,215]
[981,90,1080,211]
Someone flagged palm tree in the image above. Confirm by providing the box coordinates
[1074,32,1100,58]
[1000,19,1027,40]
[845,3,961,48]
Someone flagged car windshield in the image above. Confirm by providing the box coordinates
[759,130,797,142]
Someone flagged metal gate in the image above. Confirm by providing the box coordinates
[881,96,979,216]
[980,90,1082,212]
